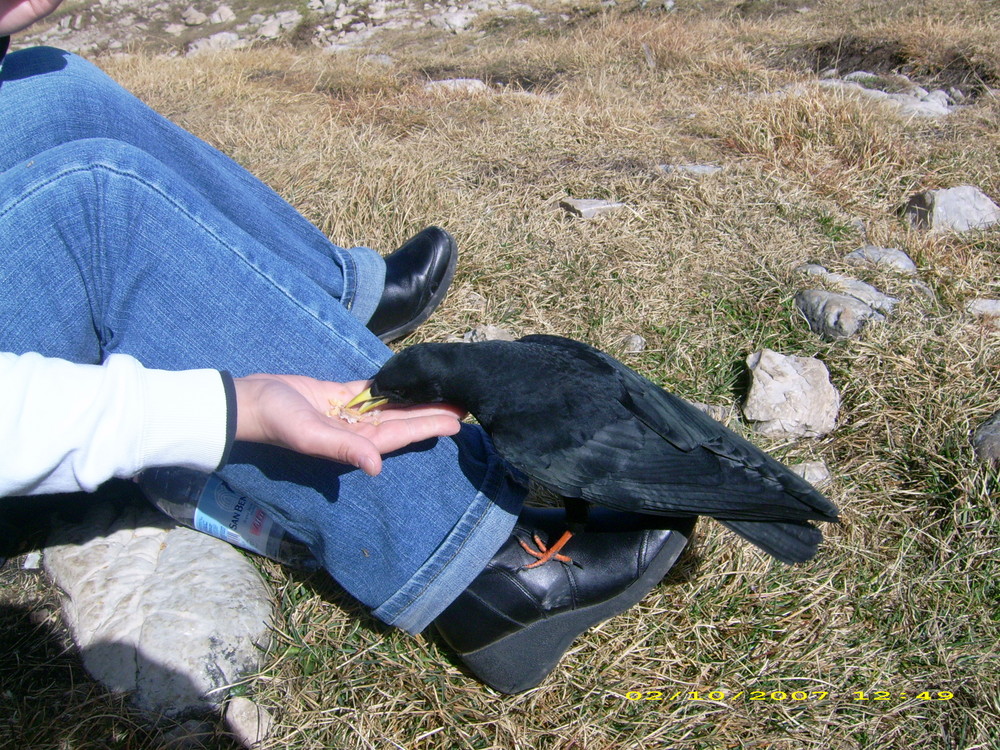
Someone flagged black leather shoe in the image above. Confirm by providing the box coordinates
[366,226,458,343]
[433,506,694,694]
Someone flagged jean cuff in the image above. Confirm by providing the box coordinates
[372,451,522,634]
[339,245,385,325]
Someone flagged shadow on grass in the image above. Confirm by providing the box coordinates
[0,599,244,749]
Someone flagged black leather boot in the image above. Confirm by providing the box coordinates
[433,506,694,693]
[366,226,457,343]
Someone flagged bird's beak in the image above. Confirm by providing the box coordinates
[346,388,389,414]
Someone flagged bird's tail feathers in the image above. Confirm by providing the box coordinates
[720,519,824,564]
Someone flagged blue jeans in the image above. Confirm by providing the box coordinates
[0,47,523,633]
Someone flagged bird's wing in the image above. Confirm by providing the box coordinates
[611,356,838,521]
[514,335,838,522]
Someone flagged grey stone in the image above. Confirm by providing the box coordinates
[743,349,840,438]
[789,460,831,486]
[906,186,1000,233]
[621,333,646,353]
[973,410,1000,462]
[796,263,898,315]
[796,263,829,277]
[795,289,881,340]
[691,401,734,425]
[822,272,898,314]
[463,324,515,342]
[165,22,186,35]
[560,198,627,219]
[226,697,274,748]
[44,501,274,717]
[844,245,917,276]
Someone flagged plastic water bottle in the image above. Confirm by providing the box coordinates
[138,467,320,571]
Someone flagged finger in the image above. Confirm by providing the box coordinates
[376,402,467,421]
[364,414,463,455]
[288,420,384,475]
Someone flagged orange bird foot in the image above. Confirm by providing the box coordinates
[518,529,575,568]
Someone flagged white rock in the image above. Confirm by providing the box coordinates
[258,19,282,37]
[906,186,1000,233]
[423,78,488,94]
[843,70,876,83]
[276,9,303,25]
[888,92,952,118]
[226,697,274,748]
[743,349,840,438]
[429,9,476,30]
[816,78,954,118]
[165,23,186,35]
[844,245,917,276]
[187,31,246,54]
[796,264,898,314]
[789,460,831,486]
[621,333,646,353]
[973,410,1000,462]
[795,289,880,340]
[463,324,515,342]
[560,198,626,219]
[209,4,236,23]
[361,53,392,66]
[44,501,274,717]
[258,10,302,38]
[966,298,1000,324]
[181,6,209,25]
[659,163,723,176]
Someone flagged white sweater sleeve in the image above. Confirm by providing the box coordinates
[0,351,231,496]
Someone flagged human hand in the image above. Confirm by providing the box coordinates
[233,374,464,476]
[0,0,64,35]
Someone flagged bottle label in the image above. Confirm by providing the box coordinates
[193,475,280,558]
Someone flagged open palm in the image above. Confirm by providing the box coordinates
[233,374,464,476]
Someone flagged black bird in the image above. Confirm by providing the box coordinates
[348,334,839,565]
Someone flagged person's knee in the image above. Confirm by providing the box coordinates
[0,46,96,84]
[38,137,150,170]
[1,47,132,153]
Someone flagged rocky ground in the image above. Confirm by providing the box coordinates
[13,0,568,57]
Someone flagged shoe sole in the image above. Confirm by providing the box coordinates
[448,525,691,694]
[376,232,458,343]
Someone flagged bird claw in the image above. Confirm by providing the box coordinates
[517,531,575,568]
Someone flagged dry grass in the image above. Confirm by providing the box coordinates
[3,1,1000,748]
